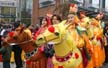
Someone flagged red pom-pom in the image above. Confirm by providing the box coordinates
[48,25,55,33]
[26,60,31,65]
[9,32,14,38]
[58,66,63,68]
[75,53,79,59]
[39,46,44,52]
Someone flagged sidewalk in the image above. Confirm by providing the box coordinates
[0,62,26,68]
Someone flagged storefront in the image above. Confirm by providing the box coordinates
[0,0,17,23]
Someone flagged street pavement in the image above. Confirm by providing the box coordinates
[0,62,107,68]
[0,62,26,68]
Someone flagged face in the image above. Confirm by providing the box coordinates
[67,14,75,23]
[52,16,59,24]
[96,13,103,20]
[41,18,47,27]
[69,4,78,13]
[80,13,85,18]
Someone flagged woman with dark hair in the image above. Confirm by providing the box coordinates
[29,17,52,68]
[34,17,51,40]
[51,14,62,24]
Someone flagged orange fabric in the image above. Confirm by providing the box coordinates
[82,34,93,54]
[74,16,80,25]
[82,34,94,68]
[26,56,47,68]
[93,45,101,68]
[77,62,83,68]
[91,18,105,68]
[86,58,94,68]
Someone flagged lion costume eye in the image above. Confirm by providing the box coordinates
[38,38,43,41]
[13,36,18,40]
[54,32,59,36]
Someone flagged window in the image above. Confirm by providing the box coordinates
[105,0,108,12]
[74,0,84,6]
[92,0,99,8]
[75,0,84,3]
[89,0,92,4]
[1,7,10,15]
[39,0,55,8]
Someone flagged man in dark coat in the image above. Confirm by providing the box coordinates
[12,21,23,68]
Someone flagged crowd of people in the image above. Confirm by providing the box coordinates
[0,21,24,68]
[0,3,108,68]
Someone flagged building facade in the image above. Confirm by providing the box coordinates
[17,0,33,25]
[32,0,63,25]
[32,0,108,25]
[0,0,17,23]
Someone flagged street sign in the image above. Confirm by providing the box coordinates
[0,1,17,7]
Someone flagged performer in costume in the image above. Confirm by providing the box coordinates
[61,4,93,68]
[35,6,84,67]
[89,12,105,68]
[69,4,80,25]
[50,14,62,68]
[34,16,54,68]
[28,17,51,68]
[79,11,90,29]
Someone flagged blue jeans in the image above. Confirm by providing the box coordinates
[3,61,10,68]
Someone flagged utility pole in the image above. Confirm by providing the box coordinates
[0,7,1,22]
[32,0,39,25]
[99,0,103,12]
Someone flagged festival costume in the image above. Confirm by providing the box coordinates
[79,15,95,68]
[34,17,56,68]
[3,28,47,68]
[88,18,105,68]
[35,22,84,68]
[17,28,47,68]
[62,19,94,68]
[80,16,90,28]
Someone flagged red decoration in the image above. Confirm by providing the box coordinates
[48,25,55,33]
[58,66,64,68]
[39,46,44,52]
[47,17,51,27]
[26,60,31,65]
[9,32,14,38]
[75,53,79,59]
[70,4,75,7]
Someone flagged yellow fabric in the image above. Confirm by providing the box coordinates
[74,15,80,24]
[36,23,83,68]
[24,28,32,37]
[80,17,90,28]
[10,51,25,63]
[89,18,105,68]
[10,51,14,63]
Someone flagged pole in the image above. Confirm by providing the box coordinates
[0,7,1,22]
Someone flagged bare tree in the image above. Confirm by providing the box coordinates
[53,0,78,19]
